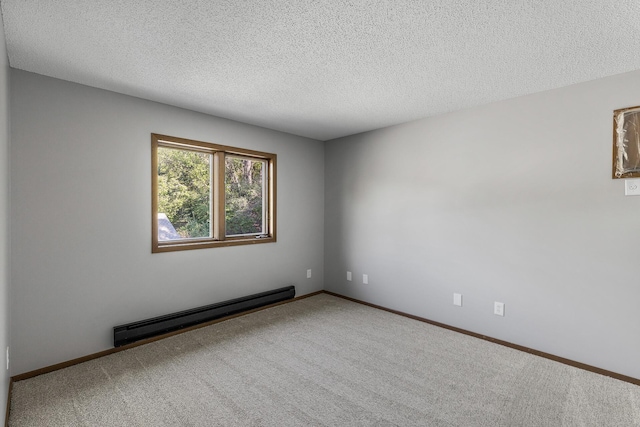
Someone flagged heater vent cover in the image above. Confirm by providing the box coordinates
[113,286,295,347]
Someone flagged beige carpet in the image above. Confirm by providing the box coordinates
[8,294,640,426]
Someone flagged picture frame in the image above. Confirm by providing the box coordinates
[613,105,640,179]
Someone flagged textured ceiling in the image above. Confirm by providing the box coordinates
[2,1,640,141]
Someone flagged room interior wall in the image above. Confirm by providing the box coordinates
[7,49,640,383]
[9,70,325,375]
[325,69,640,379]
[0,10,10,423]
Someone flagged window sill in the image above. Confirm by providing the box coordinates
[153,236,276,253]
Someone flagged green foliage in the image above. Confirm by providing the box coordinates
[225,157,264,235]
[157,147,210,238]
[157,148,265,239]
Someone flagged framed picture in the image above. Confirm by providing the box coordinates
[613,106,640,178]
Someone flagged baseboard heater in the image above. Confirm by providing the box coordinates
[113,285,295,347]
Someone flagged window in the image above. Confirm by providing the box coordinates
[152,134,276,252]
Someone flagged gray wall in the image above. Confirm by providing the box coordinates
[0,11,10,423]
[325,70,640,379]
[8,54,640,383]
[10,70,325,375]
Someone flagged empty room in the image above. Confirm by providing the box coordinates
[1,1,640,426]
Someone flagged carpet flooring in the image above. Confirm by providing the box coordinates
[8,293,640,426]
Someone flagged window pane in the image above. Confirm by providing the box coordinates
[157,146,211,240]
[225,156,265,236]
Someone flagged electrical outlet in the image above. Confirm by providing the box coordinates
[494,302,505,316]
[453,293,462,307]
[363,274,369,285]
[625,179,640,196]
[306,269,312,279]
[346,271,352,281]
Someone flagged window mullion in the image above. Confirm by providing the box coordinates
[212,151,226,240]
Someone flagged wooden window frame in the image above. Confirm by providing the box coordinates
[152,134,276,253]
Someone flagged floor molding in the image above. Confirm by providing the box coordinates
[6,291,322,423]
[4,378,12,427]
[11,290,323,383]
[7,288,638,424]
[323,290,640,387]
